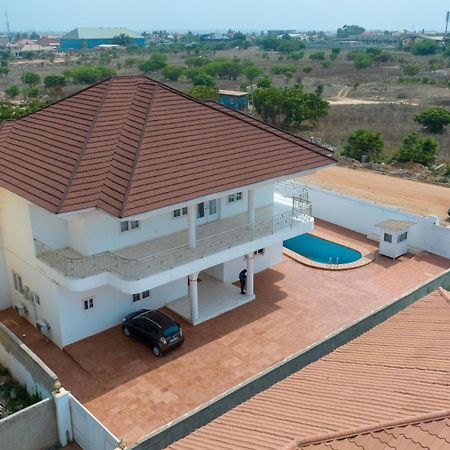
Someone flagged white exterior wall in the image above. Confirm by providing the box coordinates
[205,242,283,283]
[302,184,450,257]
[58,278,187,347]
[0,189,64,344]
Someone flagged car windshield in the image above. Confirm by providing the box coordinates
[163,324,179,337]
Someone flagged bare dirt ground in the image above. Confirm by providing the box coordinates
[300,166,450,223]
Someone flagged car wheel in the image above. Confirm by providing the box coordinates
[152,345,161,357]
[123,326,131,337]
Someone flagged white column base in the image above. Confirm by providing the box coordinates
[189,272,199,323]
[246,253,254,296]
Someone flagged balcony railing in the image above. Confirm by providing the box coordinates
[35,203,312,281]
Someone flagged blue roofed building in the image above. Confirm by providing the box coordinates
[218,89,249,111]
[60,27,145,50]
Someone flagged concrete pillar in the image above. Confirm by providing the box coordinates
[52,386,73,447]
[188,204,196,248]
[189,272,199,323]
[248,189,256,225]
[246,253,254,296]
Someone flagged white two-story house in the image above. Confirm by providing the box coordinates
[0,76,335,348]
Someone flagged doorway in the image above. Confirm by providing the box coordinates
[196,199,218,225]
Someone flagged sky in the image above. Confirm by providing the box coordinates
[3,0,450,33]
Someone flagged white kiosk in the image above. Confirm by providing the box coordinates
[376,219,416,259]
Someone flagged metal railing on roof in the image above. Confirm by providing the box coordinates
[275,181,309,201]
[35,200,311,281]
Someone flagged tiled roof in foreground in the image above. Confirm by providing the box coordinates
[0,76,335,218]
[295,410,450,450]
[169,289,450,450]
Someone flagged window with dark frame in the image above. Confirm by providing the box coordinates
[82,298,94,311]
[383,233,392,243]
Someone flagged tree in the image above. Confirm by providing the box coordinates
[252,85,329,128]
[414,107,450,134]
[161,65,185,81]
[21,71,40,88]
[337,25,365,38]
[354,53,373,69]
[330,48,341,60]
[5,85,20,98]
[112,33,133,46]
[393,133,438,166]
[64,65,116,84]
[412,39,438,55]
[187,86,219,101]
[138,53,167,73]
[302,65,313,73]
[192,73,216,87]
[0,99,48,121]
[309,51,326,61]
[402,64,420,76]
[343,129,384,162]
[243,65,263,87]
[185,56,209,67]
[0,66,9,77]
[44,75,67,95]
[256,76,272,88]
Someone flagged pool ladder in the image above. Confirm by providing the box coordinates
[328,257,339,268]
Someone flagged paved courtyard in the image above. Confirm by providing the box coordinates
[0,221,448,445]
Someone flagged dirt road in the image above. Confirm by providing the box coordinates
[299,166,450,223]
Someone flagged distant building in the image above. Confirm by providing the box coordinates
[60,27,144,50]
[218,89,248,111]
[37,35,60,50]
[200,33,230,42]
[267,30,296,36]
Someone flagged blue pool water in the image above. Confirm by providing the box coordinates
[284,234,362,264]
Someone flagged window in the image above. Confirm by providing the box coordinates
[12,272,23,293]
[398,231,408,243]
[132,290,151,302]
[228,192,243,203]
[254,248,265,256]
[173,207,188,219]
[82,298,94,311]
[120,220,140,232]
[32,293,40,306]
[383,233,392,243]
[209,199,217,215]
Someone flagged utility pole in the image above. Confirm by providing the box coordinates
[445,11,449,35]
[5,11,11,42]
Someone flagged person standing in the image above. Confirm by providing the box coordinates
[239,269,247,295]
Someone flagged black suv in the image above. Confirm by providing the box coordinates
[122,309,184,356]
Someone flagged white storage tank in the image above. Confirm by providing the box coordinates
[376,219,416,259]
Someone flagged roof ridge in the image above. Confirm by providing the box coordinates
[438,287,450,303]
[97,78,155,214]
[119,80,158,218]
[285,409,450,449]
[125,74,335,164]
[56,78,112,213]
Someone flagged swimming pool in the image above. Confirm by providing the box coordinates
[284,234,362,265]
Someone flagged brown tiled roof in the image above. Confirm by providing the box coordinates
[292,410,450,449]
[169,290,450,450]
[0,76,335,218]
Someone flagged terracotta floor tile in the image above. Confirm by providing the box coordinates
[0,220,448,445]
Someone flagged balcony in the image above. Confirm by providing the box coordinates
[35,199,311,281]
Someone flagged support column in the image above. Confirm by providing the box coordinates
[246,253,254,296]
[189,272,199,324]
[52,385,73,447]
[188,204,196,248]
[247,188,256,225]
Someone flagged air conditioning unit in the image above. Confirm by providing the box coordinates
[36,320,51,333]
[13,304,28,316]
